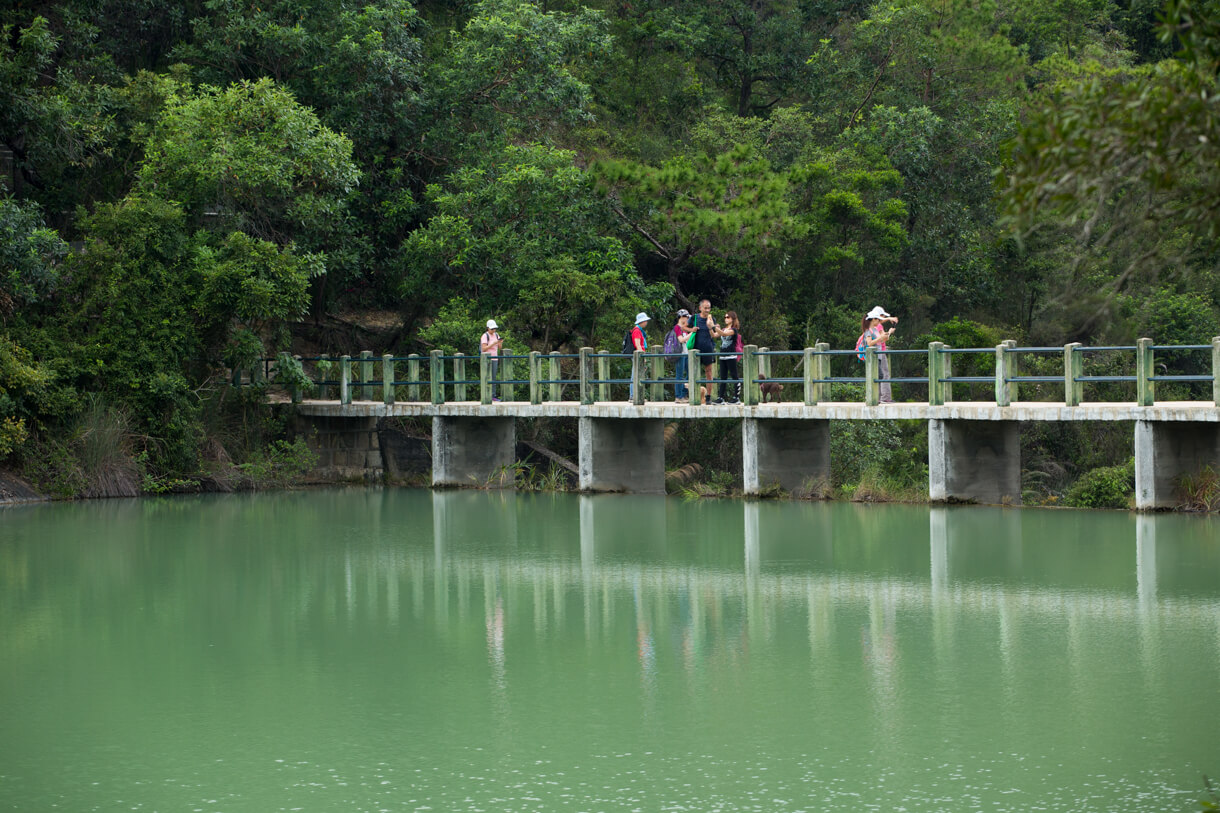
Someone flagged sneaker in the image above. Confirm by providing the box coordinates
[492,397,501,402]
[712,397,726,405]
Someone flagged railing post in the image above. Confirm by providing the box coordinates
[743,344,759,406]
[580,347,594,405]
[944,349,954,404]
[529,351,542,405]
[231,366,242,387]
[799,347,813,405]
[597,350,610,403]
[815,342,830,403]
[649,353,663,402]
[500,354,514,402]
[1005,339,1018,404]
[1213,336,1220,406]
[995,341,1017,406]
[318,353,330,400]
[480,352,492,404]
[631,350,645,405]
[864,346,879,406]
[687,347,699,405]
[453,353,467,402]
[1064,343,1083,406]
[359,350,373,400]
[928,342,944,406]
[1137,337,1154,406]
[549,352,561,402]
[340,354,352,405]
[407,353,420,402]
[430,349,444,405]
[382,354,395,405]
[288,355,303,403]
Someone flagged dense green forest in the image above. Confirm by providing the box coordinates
[3,0,1219,502]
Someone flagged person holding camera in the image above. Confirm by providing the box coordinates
[860,306,898,404]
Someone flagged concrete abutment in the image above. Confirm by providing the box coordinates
[742,418,830,495]
[432,416,516,488]
[1134,420,1220,509]
[578,417,665,494]
[929,419,1022,505]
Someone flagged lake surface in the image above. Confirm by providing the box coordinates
[2,489,1218,812]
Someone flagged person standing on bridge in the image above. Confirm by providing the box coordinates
[481,319,504,402]
[692,299,718,404]
[712,310,742,405]
[628,312,650,402]
[665,309,694,403]
[859,306,898,404]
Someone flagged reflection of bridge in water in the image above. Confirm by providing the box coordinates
[332,492,1220,733]
[352,494,1220,635]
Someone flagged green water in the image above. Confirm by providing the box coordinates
[2,490,1218,812]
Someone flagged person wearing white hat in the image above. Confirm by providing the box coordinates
[859,306,898,403]
[481,319,504,401]
[628,312,650,402]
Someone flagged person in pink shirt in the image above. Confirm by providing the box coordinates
[860,306,898,403]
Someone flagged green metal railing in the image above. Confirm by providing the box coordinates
[236,337,1220,408]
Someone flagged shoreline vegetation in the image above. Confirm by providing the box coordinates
[5,1,1220,518]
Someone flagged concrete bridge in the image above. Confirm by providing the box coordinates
[271,339,1220,509]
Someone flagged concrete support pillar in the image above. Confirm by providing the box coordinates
[431,416,516,488]
[928,419,1021,505]
[578,416,665,494]
[742,418,830,495]
[298,415,382,478]
[1134,419,1220,509]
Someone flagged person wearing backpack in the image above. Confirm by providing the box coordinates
[856,306,898,404]
[664,309,694,403]
[480,319,504,402]
[627,312,650,402]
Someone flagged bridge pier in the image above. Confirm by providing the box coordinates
[742,418,830,495]
[578,417,665,494]
[432,416,516,488]
[929,419,1021,505]
[297,415,383,479]
[1134,420,1220,509]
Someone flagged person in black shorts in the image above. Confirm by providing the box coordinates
[692,299,717,404]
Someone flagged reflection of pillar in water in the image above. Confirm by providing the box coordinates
[431,490,450,625]
[743,501,762,645]
[1136,513,1158,606]
[579,495,597,642]
[345,549,355,619]
[929,507,949,595]
[1135,513,1163,701]
[744,501,761,583]
[579,495,595,575]
[928,507,956,699]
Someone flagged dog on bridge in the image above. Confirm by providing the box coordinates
[759,374,784,403]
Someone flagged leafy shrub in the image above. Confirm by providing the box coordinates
[1063,458,1134,509]
[236,436,318,488]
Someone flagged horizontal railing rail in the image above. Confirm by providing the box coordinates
[234,337,1220,408]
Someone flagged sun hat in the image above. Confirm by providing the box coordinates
[486,319,498,329]
[866,306,890,320]
[635,312,650,324]
[676,308,690,318]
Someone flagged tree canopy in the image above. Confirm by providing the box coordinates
[2,0,1217,482]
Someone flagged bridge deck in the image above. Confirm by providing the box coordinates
[296,399,1219,422]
